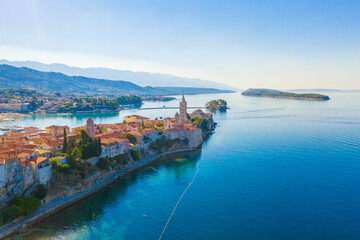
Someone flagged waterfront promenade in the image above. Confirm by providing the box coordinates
[0,147,197,239]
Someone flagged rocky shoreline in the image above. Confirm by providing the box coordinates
[0,147,199,239]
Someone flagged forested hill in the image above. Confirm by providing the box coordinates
[0,64,234,96]
[242,89,330,100]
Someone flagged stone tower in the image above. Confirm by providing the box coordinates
[175,112,180,126]
[179,95,187,124]
[86,117,95,139]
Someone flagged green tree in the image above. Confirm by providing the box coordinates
[80,130,92,144]
[33,184,47,200]
[95,138,102,157]
[49,157,59,166]
[124,133,137,144]
[67,155,78,169]
[63,128,68,153]
[97,157,110,170]
[130,149,140,161]
[29,99,37,111]
[72,147,83,160]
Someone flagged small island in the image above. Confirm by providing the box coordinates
[241,89,330,101]
[205,99,228,110]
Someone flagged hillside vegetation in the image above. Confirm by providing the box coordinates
[242,89,330,100]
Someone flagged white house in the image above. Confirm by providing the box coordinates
[101,138,130,158]
[33,158,52,185]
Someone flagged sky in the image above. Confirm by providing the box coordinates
[0,0,359,90]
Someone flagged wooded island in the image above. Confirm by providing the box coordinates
[242,89,330,101]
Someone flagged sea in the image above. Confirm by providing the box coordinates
[4,91,360,240]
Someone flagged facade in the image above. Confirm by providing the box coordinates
[163,125,203,148]
[20,162,35,188]
[164,128,179,140]
[126,122,141,132]
[0,164,5,187]
[46,125,70,136]
[0,103,29,112]
[3,159,23,196]
[25,126,39,135]
[175,112,180,126]
[191,109,206,119]
[142,128,159,142]
[164,119,174,130]
[34,158,52,185]
[101,138,129,158]
[41,140,63,153]
[3,159,22,185]
[124,115,150,123]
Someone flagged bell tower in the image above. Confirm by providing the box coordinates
[86,117,95,139]
[179,95,187,124]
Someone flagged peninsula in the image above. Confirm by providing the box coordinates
[242,88,330,101]
[0,95,215,239]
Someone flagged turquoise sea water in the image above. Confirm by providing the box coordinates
[7,92,360,240]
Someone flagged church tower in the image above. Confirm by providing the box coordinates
[175,112,180,126]
[179,95,187,124]
[86,117,95,139]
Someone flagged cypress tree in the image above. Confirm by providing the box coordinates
[97,138,102,156]
[63,128,68,153]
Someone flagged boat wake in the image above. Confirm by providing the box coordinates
[158,159,201,240]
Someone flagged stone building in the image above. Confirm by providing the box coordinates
[86,117,96,139]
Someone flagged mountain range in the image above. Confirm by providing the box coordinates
[0,64,235,96]
[0,59,236,91]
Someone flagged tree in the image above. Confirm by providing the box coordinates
[29,99,37,111]
[49,157,59,167]
[97,158,110,170]
[67,155,78,169]
[63,128,68,153]
[124,133,137,144]
[67,139,75,154]
[80,130,92,143]
[130,149,140,161]
[95,138,102,157]
[33,184,47,200]
[72,147,83,160]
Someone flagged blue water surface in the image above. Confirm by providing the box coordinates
[9,92,360,240]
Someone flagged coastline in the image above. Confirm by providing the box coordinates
[0,147,199,239]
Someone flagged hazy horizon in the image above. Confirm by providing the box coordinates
[0,1,359,90]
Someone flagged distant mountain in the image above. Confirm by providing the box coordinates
[153,87,235,95]
[0,59,236,91]
[0,64,234,96]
